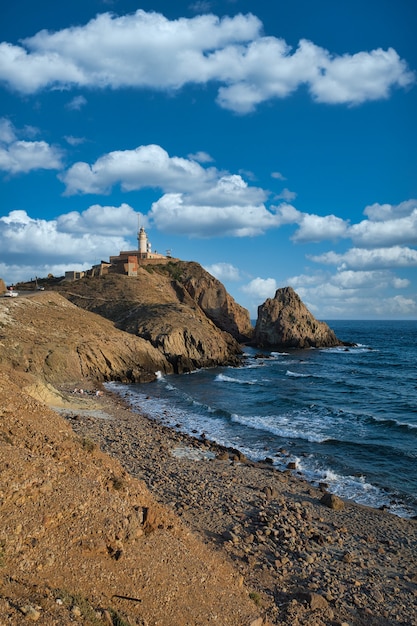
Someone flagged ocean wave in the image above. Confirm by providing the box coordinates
[365,415,417,433]
[298,460,415,518]
[319,344,374,354]
[105,381,417,517]
[215,373,256,385]
[230,413,327,443]
[286,370,311,378]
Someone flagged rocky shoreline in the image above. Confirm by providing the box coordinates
[59,384,417,626]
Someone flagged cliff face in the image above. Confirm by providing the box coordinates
[174,261,253,341]
[254,286,341,349]
[53,265,246,374]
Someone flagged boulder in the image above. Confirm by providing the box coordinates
[254,286,341,349]
[0,278,6,294]
[320,492,345,510]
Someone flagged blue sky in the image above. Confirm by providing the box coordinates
[1,0,416,319]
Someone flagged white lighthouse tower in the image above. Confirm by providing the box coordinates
[138,226,148,256]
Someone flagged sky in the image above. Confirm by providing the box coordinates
[0,0,416,320]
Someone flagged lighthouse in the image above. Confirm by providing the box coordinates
[137,226,148,256]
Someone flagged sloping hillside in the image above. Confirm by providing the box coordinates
[0,368,262,626]
[0,291,171,384]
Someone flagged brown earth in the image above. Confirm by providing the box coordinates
[0,368,261,626]
[1,289,416,626]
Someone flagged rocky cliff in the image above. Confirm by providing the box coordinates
[254,287,342,349]
[172,261,253,341]
[52,265,246,374]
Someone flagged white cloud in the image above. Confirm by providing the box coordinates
[188,151,214,163]
[282,269,417,319]
[56,203,144,235]
[0,118,16,143]
[204,262,241,281]
[292,212,349,242]
[60,144,218,195]
[392,277,409,288]
[349,211,417,247]
[309,46,414,104]
[189,1,213,12]
[0,11,413,113]
[149,193,279,237]
[310,246,417,270]
[0,208,134,269]
[333,269,400,290]
[0,118,63,174]
[271,171,286,181]
[0,261,91,286]
[381,295,417,316]
[66,95,87,110]
[64,135,86,146]
[348,201,417,247]
[274,188,297,202]
[363,199,417,221]
[60,144,291,238]
[184,174,267,207]
[241,277,277,299]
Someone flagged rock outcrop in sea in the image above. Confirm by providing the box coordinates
[254,286,341,349]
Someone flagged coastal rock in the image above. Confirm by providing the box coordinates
[254,286,342,349]
[320,493,345,510]
[0,278,6,294]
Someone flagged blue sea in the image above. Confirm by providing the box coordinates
[107,320,417,518]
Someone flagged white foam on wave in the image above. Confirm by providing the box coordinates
[286,370,310,378]
[370,414,417,432]
[215,373,256,385]
[105,381,416,517]
[296,459,415,517]
[230,412,327,443]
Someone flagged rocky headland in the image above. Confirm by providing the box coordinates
[1,264,416,625]
[48,263,252,375]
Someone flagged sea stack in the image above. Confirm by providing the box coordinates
[254,286,341,349]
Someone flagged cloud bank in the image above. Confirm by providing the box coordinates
[0,10,414,112]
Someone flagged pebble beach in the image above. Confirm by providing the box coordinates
[58,385,417,626]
